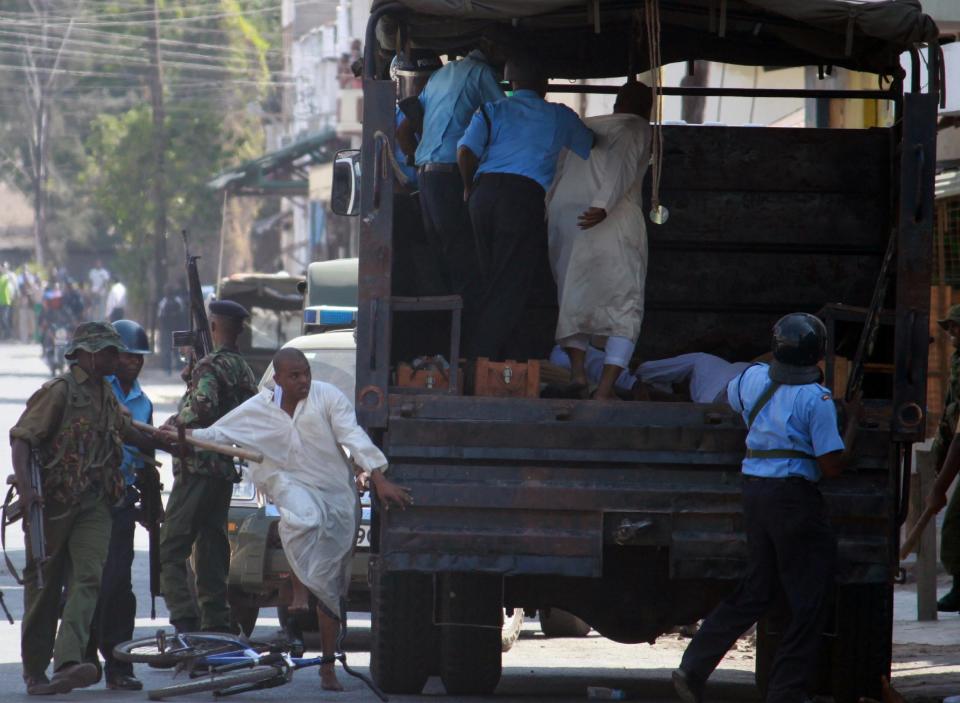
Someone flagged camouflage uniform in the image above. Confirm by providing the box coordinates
[9,322,129,680]
[159,345,257,631]
[935,306,960,585]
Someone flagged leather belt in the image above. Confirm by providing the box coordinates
[418,163,458,174]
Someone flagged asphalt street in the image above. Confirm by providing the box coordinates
[0,341,957,702]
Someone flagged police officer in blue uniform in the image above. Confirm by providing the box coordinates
[673,313,861,703]
[456,52,594,362]
[86,320,154,691]
[397,48,503,297]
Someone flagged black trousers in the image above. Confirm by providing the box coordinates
[418,168,477,297]
[392,191,449,360]
[86,488,138,677]
[465,173,557,362]
[680,477,837,703]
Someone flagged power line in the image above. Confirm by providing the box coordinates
[0,2,301,29]
[0,27,284,68]
[0,42,291,77]
[6,25,286,55]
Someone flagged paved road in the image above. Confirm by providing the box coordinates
[0,342,957,702]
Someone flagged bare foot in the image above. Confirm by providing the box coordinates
[320,663,343,692]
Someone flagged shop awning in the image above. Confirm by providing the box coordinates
[208,130,342,196]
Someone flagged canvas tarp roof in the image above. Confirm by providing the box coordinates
[371,0,939,78]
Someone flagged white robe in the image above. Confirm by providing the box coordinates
[192,381,387,616]
[547,113,651,344]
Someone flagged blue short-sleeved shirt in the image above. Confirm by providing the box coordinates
[457,90,594,191]
[727,363,844,482]
[394,107,418,187]
[108,376,154,487]
[415,51,504,166]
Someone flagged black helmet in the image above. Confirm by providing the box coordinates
[769,312,826,385]
[394,49,442,77]
[112,319,152,355]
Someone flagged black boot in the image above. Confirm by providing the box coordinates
[937,574,960,612]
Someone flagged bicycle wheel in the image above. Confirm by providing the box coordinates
[147,666,281,701]
[114,632,245,668]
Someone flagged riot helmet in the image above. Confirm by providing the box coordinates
[768,312,826,385]
[391,49,441,99]
[111,319,152,355]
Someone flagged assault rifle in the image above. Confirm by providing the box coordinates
[2,451,48,591]
[133,450,164,619]
[172,230,213,374]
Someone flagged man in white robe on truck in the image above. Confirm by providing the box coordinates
[168,347,411,691]
[547,80,653,399]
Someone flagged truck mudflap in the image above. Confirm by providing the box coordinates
[379,396,894,583]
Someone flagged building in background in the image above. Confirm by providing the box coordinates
[278,0,368,273]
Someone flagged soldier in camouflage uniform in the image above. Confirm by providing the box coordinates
[10,322,174,695]
[159,300,258,633]
[933,304,960,611]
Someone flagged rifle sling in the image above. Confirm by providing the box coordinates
[1,485,24,586]
[744,381,816,462]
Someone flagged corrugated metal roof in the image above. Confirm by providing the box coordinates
[937,169,960,201]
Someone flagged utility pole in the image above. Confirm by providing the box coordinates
[147,0,168,340]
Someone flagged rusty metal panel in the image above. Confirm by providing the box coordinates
[638,126,890,363]
[892,93,938,440]
[356,77,396,429]
[379,436,894,583]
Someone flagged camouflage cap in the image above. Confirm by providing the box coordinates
[938,305,960,331]
[65,321,128,358]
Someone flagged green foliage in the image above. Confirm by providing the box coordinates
[81,103,242,311]
[0,0,283,300]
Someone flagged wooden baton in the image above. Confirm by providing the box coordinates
[133,420,264,464]
[900,446,960,560]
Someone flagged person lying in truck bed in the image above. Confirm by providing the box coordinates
[548,345,752,403]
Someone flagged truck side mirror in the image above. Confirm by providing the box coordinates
[331,149,361,217]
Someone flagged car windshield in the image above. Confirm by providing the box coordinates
[248,306,302,352]
[260,347,357,404]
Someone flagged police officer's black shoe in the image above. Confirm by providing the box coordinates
[672,668,703,703]
[937,575,960,612]
[106,674,143,691]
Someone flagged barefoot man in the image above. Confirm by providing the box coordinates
[165,348,411,690]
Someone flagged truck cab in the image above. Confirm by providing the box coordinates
[335,2,942,700]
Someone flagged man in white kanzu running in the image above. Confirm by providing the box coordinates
[169,348,411,691]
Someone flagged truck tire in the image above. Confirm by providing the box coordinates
[370,569,436,694]
[828,583,892,703]
[231,605,259,638]
[539,608,591,638]
[501,609,524,652]
[439,573,502,695]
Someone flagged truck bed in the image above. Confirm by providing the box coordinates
[380,395,894,584]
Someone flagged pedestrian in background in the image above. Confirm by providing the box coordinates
[18,266,41,343]
[0,262,18,340]
[106,278,126,322]
[87,259,110,320]
[157,285,186,375]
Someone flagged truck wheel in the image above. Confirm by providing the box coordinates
[439,573,502,695]
[501,609,524,652]
[539,608,591,638]
[828,584,892,703]
[370,569,436,694]
[231,605,259,637]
